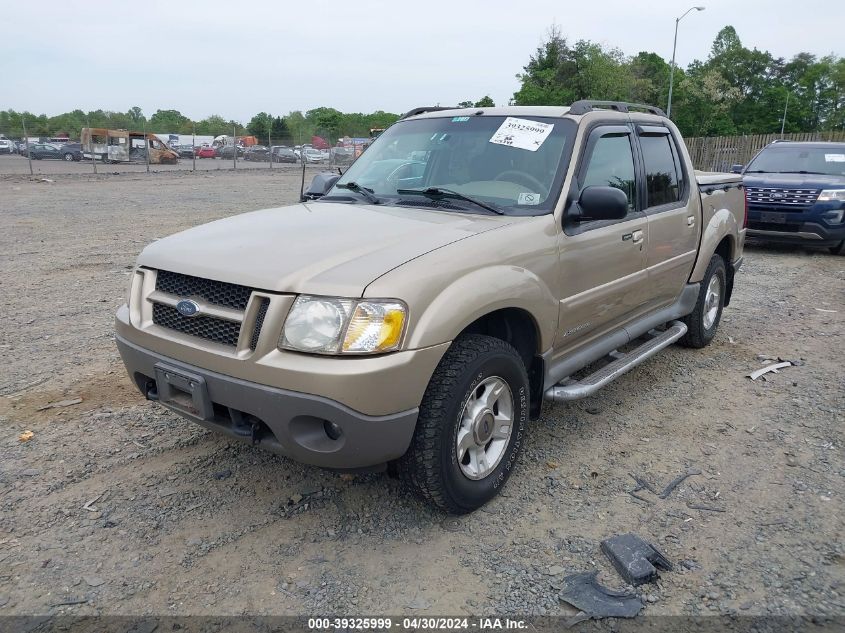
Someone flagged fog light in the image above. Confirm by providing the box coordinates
[323,420,343,440]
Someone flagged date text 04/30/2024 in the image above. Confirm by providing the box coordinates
[307,617,528,630]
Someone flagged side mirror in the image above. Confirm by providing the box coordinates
[576,186,628,221]
[302,172,340,201]
[730,164,744,174]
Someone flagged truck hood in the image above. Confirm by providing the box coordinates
[138,201,511,297]
[744,173,845,190]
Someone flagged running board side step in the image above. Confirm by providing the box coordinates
[544,321,688,402]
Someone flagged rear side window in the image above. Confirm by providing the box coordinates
[641,134,682,208]
[581,133,637,212]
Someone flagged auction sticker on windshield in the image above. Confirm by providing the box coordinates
[825,153,845,162]
[489,117,554,152]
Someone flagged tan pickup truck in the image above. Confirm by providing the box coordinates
[115,101,746,513]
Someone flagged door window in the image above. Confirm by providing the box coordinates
[580,133,637,212]
[640,134,682,208]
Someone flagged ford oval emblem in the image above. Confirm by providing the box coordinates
[176,299,200,318]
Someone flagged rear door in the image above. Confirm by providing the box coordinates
[556,124,650,347]
[636,125,700,309]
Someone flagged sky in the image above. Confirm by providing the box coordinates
[2,0,843,122]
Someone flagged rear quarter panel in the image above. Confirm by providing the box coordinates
[690,172,746,281]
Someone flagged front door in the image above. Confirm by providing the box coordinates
[556,125,650,349]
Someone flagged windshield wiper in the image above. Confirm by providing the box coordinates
[335,181,381,205]
[774,170,828,175]
[396,187,505,215]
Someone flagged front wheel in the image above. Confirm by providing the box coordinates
[63,152,74,161]
[679,254,726,348]
[398,334,529,514]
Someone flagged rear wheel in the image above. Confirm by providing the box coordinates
[679,255,726,348]
[63,152,74,161]
[829,240,845,255]
[398,334,529,514]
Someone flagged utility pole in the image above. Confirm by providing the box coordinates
[780,91,790,136]
[667,6,705,118]
[268,115,273,170]
[232,124,237,170]
[21,116,33,176]
[192,122,196,172]
[144,118,150,173]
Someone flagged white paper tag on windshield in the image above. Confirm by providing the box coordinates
[489,117,554,152]
[825,153,845,162]
[518,192,541,205]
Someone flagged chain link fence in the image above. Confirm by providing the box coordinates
[0,121,372,176]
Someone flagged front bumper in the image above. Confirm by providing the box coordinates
[747,220,845,246]
[116,334,419,469]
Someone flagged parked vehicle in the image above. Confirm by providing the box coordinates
[195,146,216,159]
[0,139,14,154]
[271,146,298,164]
[330,146,355,165]
[115,101,745,513]
[80,128,179,164]
[59,142,83,161]
[175,145,195,159]
[17,141,28,154]
[243,146,271,162]
[25,143,63,160]
[215,145,244,160]
[738,141,845,254]
[302,147,323,163]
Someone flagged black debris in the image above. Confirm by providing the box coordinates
[558,571,643,620]
[600,533,673,586]
[658,468,702,499]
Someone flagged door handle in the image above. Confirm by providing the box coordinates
[687,216,695,227]
[631,229,644,244]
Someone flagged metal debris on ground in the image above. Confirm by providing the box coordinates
[558,571,643,623]
[18,430,34,442]
[747,360,801,381]
[600,533,673,586]
[658,468,702,499]
[36,397,83,411]
[686,502,727,513]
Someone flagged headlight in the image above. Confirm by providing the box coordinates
[818,189,845,202]
[280,296,407,355]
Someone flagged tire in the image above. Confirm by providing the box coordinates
[829,240,845,255]
[398,334,529,514]
[679,254,727,348]
[63,152,74,161]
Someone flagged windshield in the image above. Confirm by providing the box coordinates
[746,145,845,177]
[329,115,575,214]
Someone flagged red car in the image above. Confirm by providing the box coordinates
[195,146,216,159]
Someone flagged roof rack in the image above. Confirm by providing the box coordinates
[568,100,666,117]
[399,106,458,120]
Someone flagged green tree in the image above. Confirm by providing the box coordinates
[474,96,495,107]
[247,112,272,140]
[148,109,190,132]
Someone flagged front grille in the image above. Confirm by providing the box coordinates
[249,298,270,351]
[155,270,252,310]
[748,221,800,233]
[746,187,819,211]
[153,303,241,347]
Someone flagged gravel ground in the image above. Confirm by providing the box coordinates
[0,170,842,622]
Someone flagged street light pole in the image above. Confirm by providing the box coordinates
[667,6,705,118]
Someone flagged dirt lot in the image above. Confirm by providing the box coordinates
[0,169,842,623]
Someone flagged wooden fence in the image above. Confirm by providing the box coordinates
[686,131,845,172]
